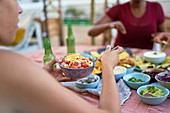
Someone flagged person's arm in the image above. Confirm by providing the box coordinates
[157,22,167,32]
[153,32,170,44]
[0,48,123,113]
[88,15,126,37]
[99,45,123,113]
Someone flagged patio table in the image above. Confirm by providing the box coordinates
[23,45,170,113]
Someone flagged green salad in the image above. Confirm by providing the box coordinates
[140,86,166,97]
[128,77,144,83]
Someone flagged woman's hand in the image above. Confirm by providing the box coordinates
[109,21,126,34]
[152,32,170,44]
[101,45,124,69]
[43,59,71,82]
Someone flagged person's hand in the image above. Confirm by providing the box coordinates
[43,58,71,82]
[109,21,126,34]
[101,45,124,69]
[152,32,170,44]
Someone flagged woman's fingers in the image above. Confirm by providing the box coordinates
[42,58,59,71]
[152,33,170,44]
[109,21,126,34]
[116,46,124,54]
[117,23,126,34]
[106,45,111,51]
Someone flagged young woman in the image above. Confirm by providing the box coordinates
[0,0,124,113]
[88,0,166,49]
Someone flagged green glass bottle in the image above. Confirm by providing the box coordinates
[67,23,75,53]
[43,38,55,65]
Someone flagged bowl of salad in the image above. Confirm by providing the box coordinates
[123,73,151,89]
[142,68,165,83]
[76,74,100,89]
[137,85,169,105]
[58,53,97,80]
[155,71,170,90]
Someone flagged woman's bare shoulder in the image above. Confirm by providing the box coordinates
[0,50,23,58]
[0,50,30,65]
[0,50,42,75]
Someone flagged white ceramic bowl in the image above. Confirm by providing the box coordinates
[143,51,166,64]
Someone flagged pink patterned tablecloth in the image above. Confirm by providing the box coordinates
[23,45,170,113]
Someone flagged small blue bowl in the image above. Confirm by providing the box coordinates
[58,53,97,80]
[113,66,127,81]
[137,85,169,105]
[126,66,136,74]
[123,73,151,89]
[76,74,100,89]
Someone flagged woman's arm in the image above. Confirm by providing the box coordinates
[0,47,123,113]
[157,22,167,32]
[99,45,123,113]
[153,32,170,43]
[88,15,126,37]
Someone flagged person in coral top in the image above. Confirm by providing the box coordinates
[88,0,166,49]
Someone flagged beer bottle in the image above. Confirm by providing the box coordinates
[43,38,55,65]
[66,23,75,53]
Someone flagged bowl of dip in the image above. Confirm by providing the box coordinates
[113,66,127,81]
[143,51,166,64]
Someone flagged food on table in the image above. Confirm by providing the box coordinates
[156,63,170,69]
[78,75,99,84]
[144,51,166,58]
[130,56,155,70]
[157,72,170,82]
[142,68,165,83]
[90,50,130,60]
[60,53,93,68]
[119,51,130,60]
[161,40,167,46]
[153,52,158,55]
[156,56,170,69]
[128,77,144,83]
[118,59,135,68]
[92,60,102,74]
[161,56,170,64]
[90,50,130,74]
[113,68,125,74]
[140,86,166,97]
[90,51,101,58]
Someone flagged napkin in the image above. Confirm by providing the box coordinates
[61,79,131,105]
